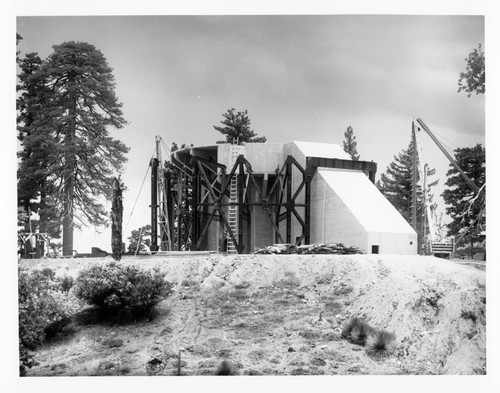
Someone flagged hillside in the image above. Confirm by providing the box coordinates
[19,253,486,376]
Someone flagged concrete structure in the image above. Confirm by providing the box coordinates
[165,141,417,255]
[311,169,417,254]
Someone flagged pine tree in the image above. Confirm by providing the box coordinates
[442,144,485,237]
[376,142,416,223]
[17,41,129,256]
[214,108,266,144]
[342,126,360,160]
[127,225,152,253]
[377,140,437,244]
[17,52,61,238]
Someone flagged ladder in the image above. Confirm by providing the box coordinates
[226,145,244,254]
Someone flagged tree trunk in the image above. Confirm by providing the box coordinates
[62,87,77,257]
[111,177,123,261]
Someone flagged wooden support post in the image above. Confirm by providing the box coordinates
[176,171,184,251]
[192,159,199,250]
[286,158,292,243]
[165,170,174,251]
[238,159,245,251]
[304,173,311,245]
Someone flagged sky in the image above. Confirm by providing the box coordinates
[12,11,487,254]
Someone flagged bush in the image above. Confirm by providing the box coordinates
[74,262,172,317]
[56,275,74,292]
[18,268,84,376]
[40,267,56,280]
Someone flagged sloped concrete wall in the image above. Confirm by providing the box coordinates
[312,168,417,254]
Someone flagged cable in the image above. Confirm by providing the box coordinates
[437,138,457,158]
[123,146,156,233]
[160,137,172,156]
[425,128,457,158]
[432,128,459,150]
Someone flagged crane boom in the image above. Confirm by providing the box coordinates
[414,118,480,194]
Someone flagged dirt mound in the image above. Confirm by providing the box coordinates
[20,253,486,375]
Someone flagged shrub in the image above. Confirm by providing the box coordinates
[215,360,237,375]
[40,267,56,280]
[74,262,172,317]
[18,267,84,376]
[56,275,74,292]
[365,329,396,358]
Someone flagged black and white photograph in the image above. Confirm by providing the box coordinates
[2,1,499,392]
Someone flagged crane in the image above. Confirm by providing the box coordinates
[150,135,173,252]
[411,118,485,257]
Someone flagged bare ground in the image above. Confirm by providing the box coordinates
[19,253,486,376]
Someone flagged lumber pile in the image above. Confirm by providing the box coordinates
[253,243,363,255]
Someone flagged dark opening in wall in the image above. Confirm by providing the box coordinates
[371,245,379,254]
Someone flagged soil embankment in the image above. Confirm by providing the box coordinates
[20,253,486,376]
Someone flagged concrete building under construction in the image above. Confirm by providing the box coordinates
[151,141,418,255]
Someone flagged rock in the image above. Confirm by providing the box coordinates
[347,365,362,373]
[145,357,166,375]
[310,357,327,366]
[102,337,124,348]
[288,347,295,352]
[201,275,226,291]
[50,363,67,371]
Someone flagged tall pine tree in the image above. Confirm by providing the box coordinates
[214,108,266,144]
[17,41,129,255]
[377,142,416,223]
[377,140,437,246]
[17,52,61,239]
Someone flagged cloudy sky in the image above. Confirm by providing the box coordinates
[14,12,486,253]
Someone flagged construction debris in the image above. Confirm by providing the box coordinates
[253,243,363,255]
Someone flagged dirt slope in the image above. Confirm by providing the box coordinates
[20,253,486,376]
